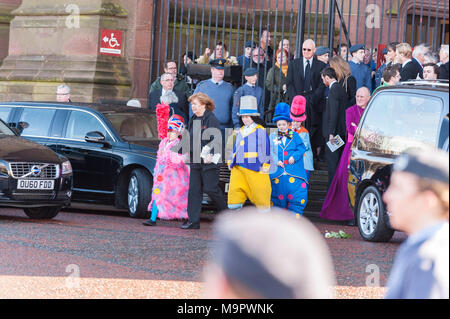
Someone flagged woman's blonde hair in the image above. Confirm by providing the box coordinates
[329,56,351,82]
[396,42,412,58]
[188,92,216,111]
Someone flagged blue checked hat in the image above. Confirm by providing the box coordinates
[237,95,260,117]
[272,102,292,122]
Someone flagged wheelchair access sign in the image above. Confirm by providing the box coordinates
[100,29,123,56]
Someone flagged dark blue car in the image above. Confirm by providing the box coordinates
[0,102,159,218]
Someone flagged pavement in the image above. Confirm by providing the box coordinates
[0,207,407,299]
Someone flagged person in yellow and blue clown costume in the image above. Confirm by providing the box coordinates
[227,95,272,212]
[269,102,308,217]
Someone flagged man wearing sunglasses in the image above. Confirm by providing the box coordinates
[286,39,327,163]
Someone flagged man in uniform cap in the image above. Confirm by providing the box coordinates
[383,148,449,299]
[203,207,336,298]
[231,67,264,129]
[191,58,235,132]
[238,41,257,70]
[315,46,331,65]
[348,44,372,92]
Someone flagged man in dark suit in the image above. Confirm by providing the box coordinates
[438,44,449,80]
[286,39,326,161]
[148,73,189,123]
[321,67,348,186]
[396,43,422,81]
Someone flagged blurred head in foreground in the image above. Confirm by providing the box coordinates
[203,207,336,299]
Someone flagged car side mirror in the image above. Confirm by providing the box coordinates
[85,131,110,146]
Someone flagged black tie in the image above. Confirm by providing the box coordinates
[304,60,311,92]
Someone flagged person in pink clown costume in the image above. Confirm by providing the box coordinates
[320,87,371,224]
[143,114,190,226]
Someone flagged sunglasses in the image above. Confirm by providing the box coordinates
[302,48,312,51]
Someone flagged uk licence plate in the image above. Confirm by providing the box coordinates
[17,179,55,190]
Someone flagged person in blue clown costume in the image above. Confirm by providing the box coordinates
[269,102,308,217]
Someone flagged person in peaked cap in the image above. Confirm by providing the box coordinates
[269,102,309,217]
[315,46,331,65]
[232,67,265,130]
[227,95,271,212]
[238,41,257,69]
[348,44,372,92]
[203,207,336,298]
[191,58,235,132]
[383,148,449,299]
[375,47,390,87]
[143,114,189,227]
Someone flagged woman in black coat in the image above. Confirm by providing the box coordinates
[181,92,227,229]
[329,56,357,108]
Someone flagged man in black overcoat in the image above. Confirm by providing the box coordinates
[286,39,326,161]
[321,67,348,186]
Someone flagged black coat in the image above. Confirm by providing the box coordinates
[439,62,449,80]
[322,81,347,140]
[400,59,423,81]
[286,57,326,109]
[341,75,357,108]
[187,110,222,169]
[148,89,189,123]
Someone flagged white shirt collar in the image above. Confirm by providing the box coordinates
[402,59,412,68]
[303,56,313,66]
[210,79,224,86]
[329,80,337,89]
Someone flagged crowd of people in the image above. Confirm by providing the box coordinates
[143,34,449,227]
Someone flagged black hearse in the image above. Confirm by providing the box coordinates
[0,118,73,219]
[348,80,449,242]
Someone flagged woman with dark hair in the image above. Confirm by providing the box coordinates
[182,92,227,229]
[329,56,357,107]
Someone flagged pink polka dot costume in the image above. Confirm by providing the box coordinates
[148,115,189,220]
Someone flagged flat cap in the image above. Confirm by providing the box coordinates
[315,46,330,56]
[245,41,257,48]
[350,44,365,53]
[243,67,258,76]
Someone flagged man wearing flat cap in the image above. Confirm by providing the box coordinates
[383,148,449,299]
[315,46,330,65]
[232,67,264,130]
[348,44,372,92]
[238,41,256,70]
[191,58,235,132]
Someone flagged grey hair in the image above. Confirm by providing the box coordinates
[440,44,449,56]
[424,51,439,64]
[57,84,70,94]
[160,90,178,105]
[160,73,174,82]
[412,43,429,58]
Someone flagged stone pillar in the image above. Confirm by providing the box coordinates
[0,0,132,103]
[0,0,21,66]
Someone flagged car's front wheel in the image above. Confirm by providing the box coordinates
[23,206,61,219]
[357,186,394,242]
[127,168,152,219]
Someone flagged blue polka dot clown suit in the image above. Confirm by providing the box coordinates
[269,102,308,216]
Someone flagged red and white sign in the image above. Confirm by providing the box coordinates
[100,29,123,56]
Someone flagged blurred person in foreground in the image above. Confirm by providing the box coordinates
[203,207,336,298]
[383,148,449,299]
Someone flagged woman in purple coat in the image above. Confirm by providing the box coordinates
[320,87,371,223]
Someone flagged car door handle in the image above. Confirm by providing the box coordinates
[60,147,72,154]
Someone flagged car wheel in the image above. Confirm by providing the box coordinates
[127,168,152,219]
[357,186,394,242]
[23,206,61,219]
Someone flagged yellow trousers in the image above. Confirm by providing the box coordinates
[228,166,271,209]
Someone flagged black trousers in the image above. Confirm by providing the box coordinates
[325,144,343,187]
[187,164,227,224]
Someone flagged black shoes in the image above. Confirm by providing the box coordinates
[180,221,200,229]
[142,220,156,226]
